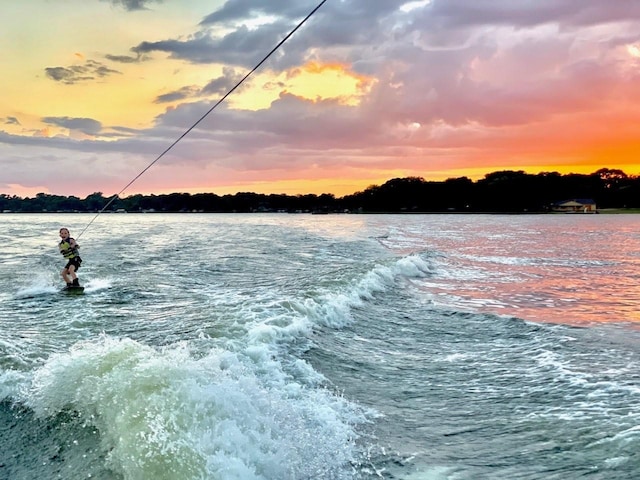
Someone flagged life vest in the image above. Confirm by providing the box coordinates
[59,238,80,259]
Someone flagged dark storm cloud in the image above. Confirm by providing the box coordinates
[45,60,121,84]
[42,117,103,135]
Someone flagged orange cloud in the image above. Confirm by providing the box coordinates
[34,127,51,137]
[231,61,375,110]
[283,61,375,105]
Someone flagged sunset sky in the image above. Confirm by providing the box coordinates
[2,0,640,198]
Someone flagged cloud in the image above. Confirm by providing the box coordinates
[154,86,201,104]
[45,67,91,84]
[149,65,254,105]
[3,116,20,125]
[131,21,296,68]
[201,67,246,96]
[41,117,103,136]
[45,60,121,84]
[418,0,640,30]
[105,53,143,63]
[130,0,406,70]
[100,0,163,11]
[199,0,314,25]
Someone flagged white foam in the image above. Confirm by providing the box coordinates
[296,254,433,328]
[22,335,366,479]
[395,254,433,278]
[82,277,113,292]
[0,368,30,401]
[15,273,58,298]
[13,274,112,298]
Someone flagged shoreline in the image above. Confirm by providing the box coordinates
[2,209,640,214]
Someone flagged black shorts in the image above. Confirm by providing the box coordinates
[64,257,82,272]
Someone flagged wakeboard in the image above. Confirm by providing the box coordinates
[62,285,85,294]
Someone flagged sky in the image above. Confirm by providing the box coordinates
[2,0,640,198]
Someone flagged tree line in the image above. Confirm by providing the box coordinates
[1,168,638,214]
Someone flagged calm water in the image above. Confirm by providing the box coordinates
[1,213,639,479]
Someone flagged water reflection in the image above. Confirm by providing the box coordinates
[379,214,640,326]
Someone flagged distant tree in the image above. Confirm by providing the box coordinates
[2,168,638,213]
[594,168,627,189]
[443,176,474,210]
[84,192,108,211]
[476,170,544,211]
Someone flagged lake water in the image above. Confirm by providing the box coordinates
[1,213,639,479]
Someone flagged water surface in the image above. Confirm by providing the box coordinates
[1,213,639,479]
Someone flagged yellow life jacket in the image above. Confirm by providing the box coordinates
[59,238,79,259]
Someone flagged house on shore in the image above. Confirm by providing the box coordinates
[551,198,597,213]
